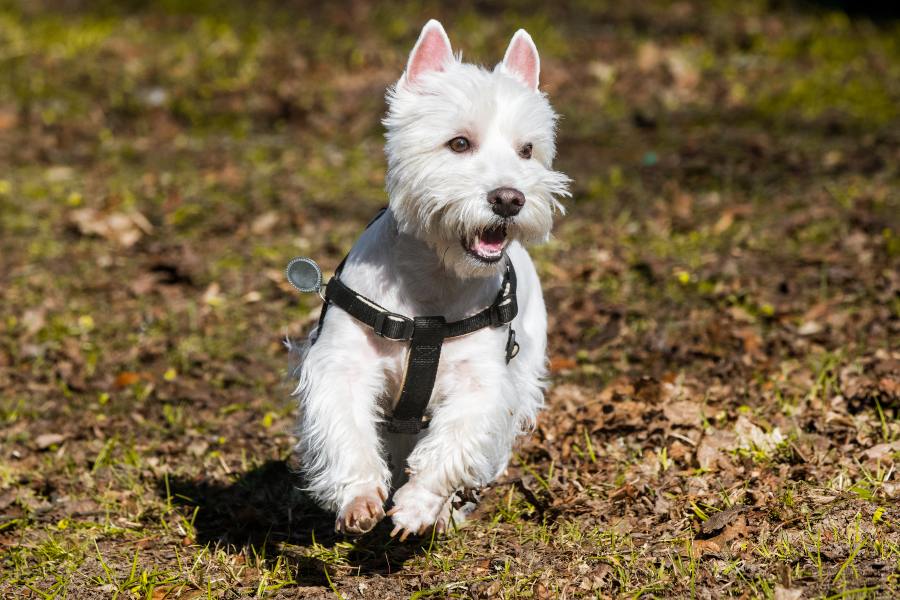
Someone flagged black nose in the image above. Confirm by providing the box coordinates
[487,187,525,217]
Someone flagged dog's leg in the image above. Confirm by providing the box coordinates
[294,323,391,535]
[388,363,517,539]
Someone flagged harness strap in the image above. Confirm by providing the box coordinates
[324,276,415,341]
[313,210,519,434]
[322,262,517,341]
[312,208,387,343]
[390,316,446,434]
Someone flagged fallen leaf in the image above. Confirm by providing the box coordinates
[69,208,153,247]
[797,321,823,336]
[863,441,900,464]
[774,585,803,600]
[21,309,46,337]
[735,416,785,455]
[701,506,747,535]
[0,108,18,130]
[250,211,280,235]
[690,538,721,557]
[697,429,737,470]
[663,400,702,426]
[115,372,142,388]
[187,439,209,456]
[35,433,65,450]
[549,356,577,373]
[637,42,662,71]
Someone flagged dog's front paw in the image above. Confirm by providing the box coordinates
[336,487,387,535]
[387,481,448,541]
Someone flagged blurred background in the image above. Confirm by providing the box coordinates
[1,1,898,597]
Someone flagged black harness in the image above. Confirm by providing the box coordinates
[313,213,520,434]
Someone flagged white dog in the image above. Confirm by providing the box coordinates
[291,19,569,539]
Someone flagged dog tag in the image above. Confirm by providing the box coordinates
[286,257,323,294]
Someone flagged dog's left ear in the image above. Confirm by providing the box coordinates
[500,29,540,90]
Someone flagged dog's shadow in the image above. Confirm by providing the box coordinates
[157,460,426,585]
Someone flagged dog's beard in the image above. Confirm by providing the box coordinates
[393,198,556,279]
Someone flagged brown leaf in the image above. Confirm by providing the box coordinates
[701,506,748,535]
[637,42,662,72]
[130,272,160,295]
[549,356,577,373]
[0,108,18,130]
[734,327,764,359]
[690,538,721,557]
[697,429,737,470]
[114,372,142,388]
[879,376,899,399]
[663,400,702,426]
[69,208,153,247]
[863,441,900,464]
[718,516,752,544]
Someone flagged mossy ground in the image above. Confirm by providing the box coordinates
[1,1,898,598]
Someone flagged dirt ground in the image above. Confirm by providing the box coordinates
[1,1,898,598]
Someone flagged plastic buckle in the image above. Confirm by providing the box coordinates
[490,297,514,327]
[373,311,414,340]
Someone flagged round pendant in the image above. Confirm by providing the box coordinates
[285,257,323,294]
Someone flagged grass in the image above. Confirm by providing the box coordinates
[1,0,899,598]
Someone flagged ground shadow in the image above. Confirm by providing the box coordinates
[157,460,428,584]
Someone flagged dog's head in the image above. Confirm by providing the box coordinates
[384,20,570,278]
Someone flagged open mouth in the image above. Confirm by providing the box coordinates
[462,224,509,263]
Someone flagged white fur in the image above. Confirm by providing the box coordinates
[291,20,569,536]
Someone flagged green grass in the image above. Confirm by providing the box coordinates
[1,0,899,598]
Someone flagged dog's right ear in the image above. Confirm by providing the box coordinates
[403,19,453,87]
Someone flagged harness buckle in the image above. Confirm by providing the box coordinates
[489,297,516,327]
[372,311,415,340]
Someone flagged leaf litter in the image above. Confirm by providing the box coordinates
[1,1,899,598]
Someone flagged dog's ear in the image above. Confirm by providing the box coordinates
[404,19,453,86]
[500,29,540,90]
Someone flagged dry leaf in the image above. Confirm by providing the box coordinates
[549,356,577,373]
[35,433,65,450]
[697,429,737,470]
[702,507,748,535]
[863,441,900,464]
[774,585,803,600]
[115,372,142,388]
[250,211,279,235]
[69,208,153,247]
[663,400,702,426]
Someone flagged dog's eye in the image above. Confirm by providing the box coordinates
[447,137,471,153]
[518,143,533,159]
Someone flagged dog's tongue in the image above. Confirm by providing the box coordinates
[473,226,506,255]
